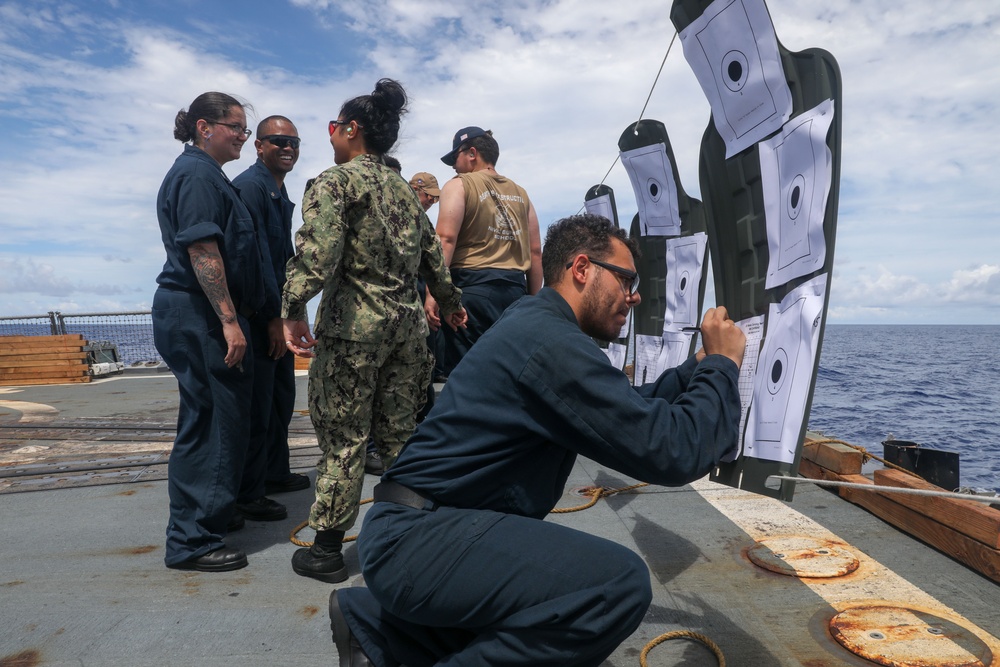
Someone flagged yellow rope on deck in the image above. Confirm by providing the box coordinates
[549,482,650,513]
[289,497,372,547]
[640,629,726,666]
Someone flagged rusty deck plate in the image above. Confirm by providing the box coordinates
[829,605,994,667]
[746,535,860,578]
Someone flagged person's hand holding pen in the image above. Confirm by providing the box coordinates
[693,307,745,369]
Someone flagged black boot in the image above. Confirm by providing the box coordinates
[291,529,347,583]
[329,589,373,666]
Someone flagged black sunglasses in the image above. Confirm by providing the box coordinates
[566,256,640,295]
[260,135,301,149]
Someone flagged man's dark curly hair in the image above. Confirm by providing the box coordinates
[541,214,639,286]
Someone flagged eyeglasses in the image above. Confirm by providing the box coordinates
[211,122,252,137]
[567,256,640,295]
[421,190,440,203]
[328,119,363,136]
[260,135,301,149]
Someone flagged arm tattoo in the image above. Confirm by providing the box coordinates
[189,241,237,324]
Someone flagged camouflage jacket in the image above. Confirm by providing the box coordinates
[281,153,462,342]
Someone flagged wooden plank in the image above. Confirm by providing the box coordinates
[842,483,1000,584]
[0,355,88,367]
[802,437,863,475]
[0,353,87,362]
[0,376,90,386]
[0,333,90,384]
[874,468,1000,549]
[0,345,86,356]
[798,458,843,485]
[294,355,312,371]
[797,459,870,500]
[0,334,84,344]
[0,367,89,380]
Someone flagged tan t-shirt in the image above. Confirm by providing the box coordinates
[451,171,532,272]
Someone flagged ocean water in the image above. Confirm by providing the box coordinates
[808,325,1000,493]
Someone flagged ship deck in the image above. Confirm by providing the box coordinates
[1,372,997,666]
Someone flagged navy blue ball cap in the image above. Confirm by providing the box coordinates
[441,126,490,166]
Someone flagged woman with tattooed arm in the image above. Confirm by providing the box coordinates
[152,92,265,573]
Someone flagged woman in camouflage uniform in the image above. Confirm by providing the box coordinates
[281,79,467,582]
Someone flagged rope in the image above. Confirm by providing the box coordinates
[289,497,372,547]
[549,482,649,513]
[805,438,920,477]
[769,475,1000,505]
[640,630,726,667]
[634,31,678,128]
[576,30,680,214]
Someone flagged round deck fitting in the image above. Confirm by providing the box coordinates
[746,536,859,578]
[829,605,993,667]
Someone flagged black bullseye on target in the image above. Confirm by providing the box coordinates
[646,178,661,201]
[787,174,805,220]
[767,348,788,395]
[722,50,749,92]
[678,270,691,296]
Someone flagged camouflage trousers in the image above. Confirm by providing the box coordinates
[306,334,432,532]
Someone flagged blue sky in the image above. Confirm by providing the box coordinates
[1,0,998,324]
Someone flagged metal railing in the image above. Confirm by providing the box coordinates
[0,311,161,366]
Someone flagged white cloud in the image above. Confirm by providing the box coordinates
[0,0,998,324]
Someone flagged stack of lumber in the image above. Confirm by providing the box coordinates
[0,334,90,386]
[800,436,1000,583]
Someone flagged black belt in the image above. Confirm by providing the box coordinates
[373,482,438,511]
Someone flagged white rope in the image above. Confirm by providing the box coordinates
[768,475,1000,505]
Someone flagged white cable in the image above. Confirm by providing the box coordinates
[768,475,1000,505]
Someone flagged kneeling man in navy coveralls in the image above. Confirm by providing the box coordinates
[331,213,746,666]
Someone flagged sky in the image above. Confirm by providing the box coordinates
[1,0,998,324]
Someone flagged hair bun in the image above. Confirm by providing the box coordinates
[173,109,193,142]
[371,78,407,114]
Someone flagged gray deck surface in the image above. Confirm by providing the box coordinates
[1,374,998,666]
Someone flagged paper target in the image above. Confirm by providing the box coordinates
[663,233,707,330]
[742,274,827,463]
[761,99,835,288]
[679,0,791,157]
[584,192,616,225]
[620,143,681,236]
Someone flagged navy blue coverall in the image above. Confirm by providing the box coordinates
[340,287,741,666]
[153,145,265,566]
[233,158,297,498]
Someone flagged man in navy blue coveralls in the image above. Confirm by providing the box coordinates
[331,214,746,666]
[232,115,309,515]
